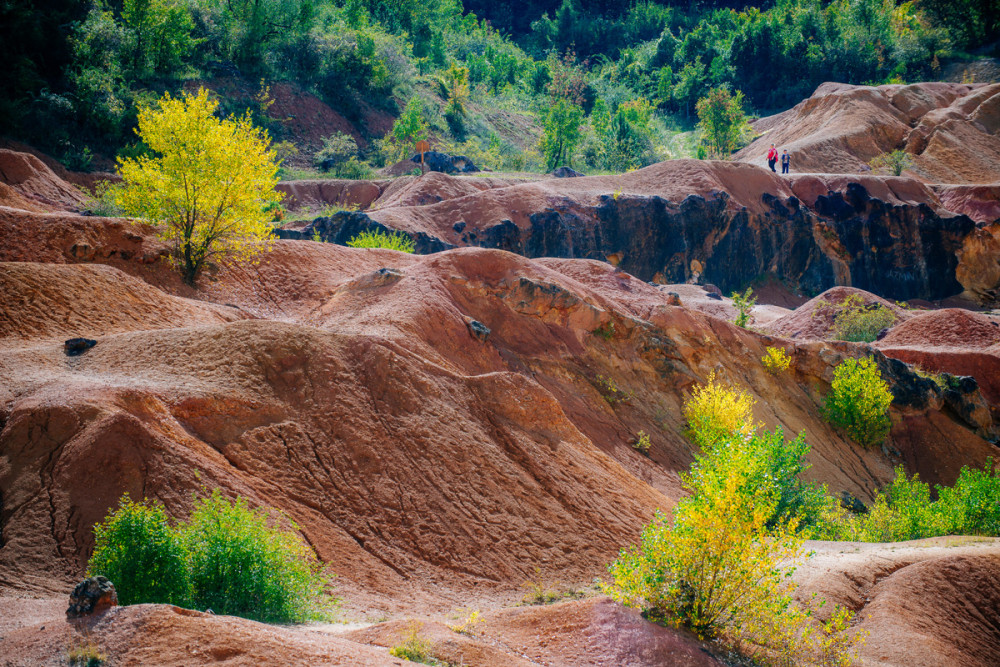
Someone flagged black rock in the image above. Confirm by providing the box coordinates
[840,491,868,515]
[550,166,584,178]
[67,576,118,618]
[464,317,491,342]
[410,151,480,174]
[64,338,97,356]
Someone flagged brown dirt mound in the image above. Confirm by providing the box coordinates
[796,539,1000,667]
[0,149,85,211]
[369,159,797,243]
[0,263,241,345]
[873,309,1000,403]
[736,82,1000,184]
[370,172,529,210]
[276,179,387,212]
[346,596,722,666]
[876,308,1000,349]
[0,603,395,666]
[764,286,911,340]
[932,184,1000,223]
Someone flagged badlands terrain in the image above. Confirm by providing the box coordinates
[1,81,1000,665]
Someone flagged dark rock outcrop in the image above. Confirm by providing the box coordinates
[411,151,480,174]
[550,166,585,178]
[295,212,454,254]
[67,576,118,618]
[454,184,977,302]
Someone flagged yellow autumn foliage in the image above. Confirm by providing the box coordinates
[114,88,282,285]
[682,372,757,450]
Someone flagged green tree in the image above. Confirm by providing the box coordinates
[696,86,750,159]
[540,99,584,170]
[392,96,429,149]
[114,88,282,286]
[122,0,197,78]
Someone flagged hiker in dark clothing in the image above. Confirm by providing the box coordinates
[767,144,778,172]
[781,149,790,174]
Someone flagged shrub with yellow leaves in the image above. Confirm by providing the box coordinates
[762,346,792,374]
[681,372,757,450]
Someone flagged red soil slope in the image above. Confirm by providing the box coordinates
[737,82,1000,184]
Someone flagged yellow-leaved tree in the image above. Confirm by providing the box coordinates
[114,88,281,285]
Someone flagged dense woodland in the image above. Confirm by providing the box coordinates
[2,0,998,173]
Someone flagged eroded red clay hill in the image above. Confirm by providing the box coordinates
[737,82,1000,184]
[2,145,1000,665]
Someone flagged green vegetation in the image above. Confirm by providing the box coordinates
[869,149,915,176]
[610,360,998,660]
[389,622,436,663]
[592,320,615,340]
[540,100,584,169]
[87,495,190,606]
[823,357,893,449]
[696,86,751,158]
[813,294,897,342]
[88,490,334,624]
[67,637,107,666]
[113,88,280,286]
[730,287,756,328]
[762,346,792,374]
[633,431,652,454]
[3,0,990,178]
[593,374,634,405]
[818,461,1000,541]
[346,229,417,252]
[609,375,863,664]
[681,372,757,451]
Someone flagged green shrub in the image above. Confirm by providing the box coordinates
[869,150,913,176]
[389,622,435,663]
[88,495,191,606]
[730,287,756,328]
[80,181,124,217]
[346,229,416,252]
[332,157,376,180]
[88,490,334,623]
[829,295,896,342]
[937,458,1000,536]
[610,376,868,663]
[823,357,893,448]
[819,461,1000,542]
[182,490,330,623]
[632,431,651,454]
[608,429,861,664]
[314,132,359,170]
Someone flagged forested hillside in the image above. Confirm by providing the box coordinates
[2,0,997,174]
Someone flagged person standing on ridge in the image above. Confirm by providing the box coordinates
[767,144,778,172]
[781,149,790,174]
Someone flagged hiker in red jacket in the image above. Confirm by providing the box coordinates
[767,144,778,172]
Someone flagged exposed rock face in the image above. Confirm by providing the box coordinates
[366,183,976,302]
[66,576,117,618]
